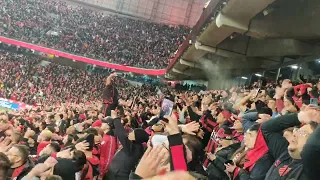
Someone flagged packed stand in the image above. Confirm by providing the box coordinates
[0,0,189,69]
[0,51,320,179]
[0,51,158,106]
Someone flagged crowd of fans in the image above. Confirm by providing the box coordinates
[0,0,189,69]
[0,46,320,180]
[0,50,164,107]
[1,1,320,180]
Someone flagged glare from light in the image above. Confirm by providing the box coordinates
[241,77,248,79]
[291,65,298,69]
[255,73,262,77]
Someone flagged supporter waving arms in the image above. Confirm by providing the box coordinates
[261,113,301,160]
[112,110,134,155]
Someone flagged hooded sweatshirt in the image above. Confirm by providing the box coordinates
[108,118,145,179]
[233,128,273,180]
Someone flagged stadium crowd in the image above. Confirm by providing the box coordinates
[0,0,189,69]
[0,48,319,180]
[0,51,163,107]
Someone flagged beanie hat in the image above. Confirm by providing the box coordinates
[134,128,149,144]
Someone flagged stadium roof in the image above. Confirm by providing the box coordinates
[166,0,320,81]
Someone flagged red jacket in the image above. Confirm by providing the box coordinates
[99,133,118,176]
[37,141,50,155]
[85,155,100,180]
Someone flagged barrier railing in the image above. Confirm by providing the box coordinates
[0,36,166,76]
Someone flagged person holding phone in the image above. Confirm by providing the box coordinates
[102,72,119,117]
[206,127,240,180]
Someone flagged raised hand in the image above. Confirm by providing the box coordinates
[181,121,200,135]
[135,146,167,179]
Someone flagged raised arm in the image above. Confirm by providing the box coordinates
[261,113,301,159]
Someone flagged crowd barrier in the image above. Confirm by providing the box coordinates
[0,98,30,110]
[0,36,167,76]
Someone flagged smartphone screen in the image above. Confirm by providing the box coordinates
[310,98,318,107]
[159,98,174,120]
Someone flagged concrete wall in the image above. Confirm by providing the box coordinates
[73,0,207,26]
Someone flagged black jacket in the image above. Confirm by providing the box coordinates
[301,122,320,180]
[7,158,34,180]
[236,153,274,180]
[262,113,309,180]
[108,118,145,180]
[103,84,118,106]
[207,143,240,180]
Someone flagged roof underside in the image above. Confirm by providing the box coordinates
[166,0,320,80]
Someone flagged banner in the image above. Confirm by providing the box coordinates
[0,98,31,110]
[0,36,166,76]
[0,99,19,110]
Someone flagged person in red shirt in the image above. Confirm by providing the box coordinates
[36,130,52,156]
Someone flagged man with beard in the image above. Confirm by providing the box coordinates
[102,72,119,117]
[261,106,319,180]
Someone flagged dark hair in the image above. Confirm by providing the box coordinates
[46,125,55,133]
[0,152,10,178]
[246,100,253,109]
[121,118,128,126]
[73,150,87,172]
[49,114,55,120]
[49,142,61,152]
[83,128,98,136]
[286,88,295,98]
[258,107,273,116]
[64,134,74,147]
[77,134,94,151]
